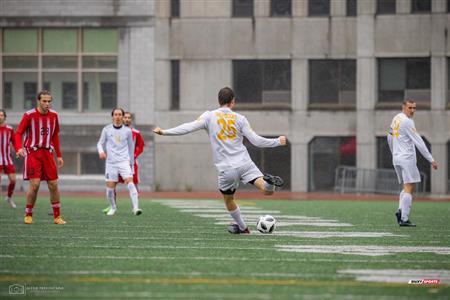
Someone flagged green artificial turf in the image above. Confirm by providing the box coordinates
[0,196,449,299]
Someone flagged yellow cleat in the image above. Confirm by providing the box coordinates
[24,216,33,224]
[54,216,66,225]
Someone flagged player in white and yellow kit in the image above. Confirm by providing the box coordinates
[153,87,287,234]
[387,99,438,227]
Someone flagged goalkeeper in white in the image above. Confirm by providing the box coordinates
[387,99,438,227]
[153,87,286,234]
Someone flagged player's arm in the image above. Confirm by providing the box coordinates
[14,113,30,158]
[134,132,145,158]
[127,130,135,167]
[405,120,437,169]
[153,112,208,136]
[97,128,107,160]
[242,117,286,148]
[52,115,64,168]
[387,128,393,154]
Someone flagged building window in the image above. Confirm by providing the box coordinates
[245,137,291,190]
[377,137,431,192]
[411,0,431,13]
[309,137,356,191]
[308,0,330,16]
[233,0,253,17]
[171,60,180,110]
[346,0,357,16]
[377,0,396,14]
[233,60,291,108]
[1,28,118,112]
[171,0,180,17]
[271,0,292,17]
[3,82,12,109]
[309,60,356,107]
[81,152,104,174]
[448,0,450,12]
[378,58,430,106]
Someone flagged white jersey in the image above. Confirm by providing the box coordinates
[163,107,281,171]
[387,112,433,165]
[97,124,134,166]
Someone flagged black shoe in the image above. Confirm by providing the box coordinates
[263,174,284,187]
[399,220,416,227]
[227,223,250,234]
[395,209,401,224]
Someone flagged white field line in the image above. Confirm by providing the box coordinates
[179,209,280,214]
[0,254,447,264]
[215,221,353,227]
[338,269,450,284]
[273,231,407,238]
[277,245,450,256]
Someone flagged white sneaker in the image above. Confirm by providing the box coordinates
[106,207,117,216]
[132,208,142,216]
[5,197,16,209]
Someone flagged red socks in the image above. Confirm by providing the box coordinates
[51,202,61,218]
[25,204,34,217]
[7,182,15,197]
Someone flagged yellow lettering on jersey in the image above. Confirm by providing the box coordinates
[217,118,237,141]
[214,112,237,120]
[392,117,401,138]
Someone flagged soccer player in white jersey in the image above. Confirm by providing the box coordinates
[153,87,287,234]
[97,108,142,216]
[387,99,438,227]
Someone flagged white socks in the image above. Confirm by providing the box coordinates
[127,182,139,211]
[229,206,247,231]
[400,192,412,222]
[106,187,116,209]
[398,189,405,210]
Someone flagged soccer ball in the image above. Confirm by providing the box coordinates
[256,215,276,234]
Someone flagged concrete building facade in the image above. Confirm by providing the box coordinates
[1,0,449,195]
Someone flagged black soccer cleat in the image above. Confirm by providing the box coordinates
[395,209,402,224]
[227,223,250,234]
[399,220,416,227]
[263,174,284,187]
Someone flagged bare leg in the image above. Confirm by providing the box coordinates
[47,180,60,204]
[26,178,41,207]
[253,177,274,196]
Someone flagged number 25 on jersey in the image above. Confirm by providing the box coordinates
[217,118,236,141]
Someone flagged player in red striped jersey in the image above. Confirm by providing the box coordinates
[0,109,18,208]
[103,111,145,214]
[15,90,66,225]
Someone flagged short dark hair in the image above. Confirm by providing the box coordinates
[111,107,125,117]
[403,98,416,106]
[37,90,51,101]
[124,111,134,119]
[218,87,235,106]
[0,109,6,118]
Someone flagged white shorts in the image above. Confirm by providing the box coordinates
[105,161,133,182]
[394,163,421,184]
[218,162,263,193]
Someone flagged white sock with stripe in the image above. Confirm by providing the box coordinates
[398,189,404,210]
[127,182,139,211]
[106,187,116,209]
[400,192,412,222]
[230,206,247,231]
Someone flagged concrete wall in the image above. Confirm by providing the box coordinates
[154,0,450,195]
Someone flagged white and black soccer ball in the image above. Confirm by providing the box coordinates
[256,215,276,234]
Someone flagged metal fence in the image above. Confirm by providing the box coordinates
[334,166,427,195]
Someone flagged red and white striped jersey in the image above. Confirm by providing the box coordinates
[15,108,62,157]
[0,124,15,166]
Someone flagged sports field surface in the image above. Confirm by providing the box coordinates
[0,195,449,299]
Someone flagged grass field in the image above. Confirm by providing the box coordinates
[0,195,449,299]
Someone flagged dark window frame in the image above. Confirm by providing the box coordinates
[411,0,431,13]
[171,0,180,18]
[346,0,357,17]
[376,0,396,15]
[271,0,292,17]
[232,0,254,17]
[308,0,331,17]
[171,60,180,111]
